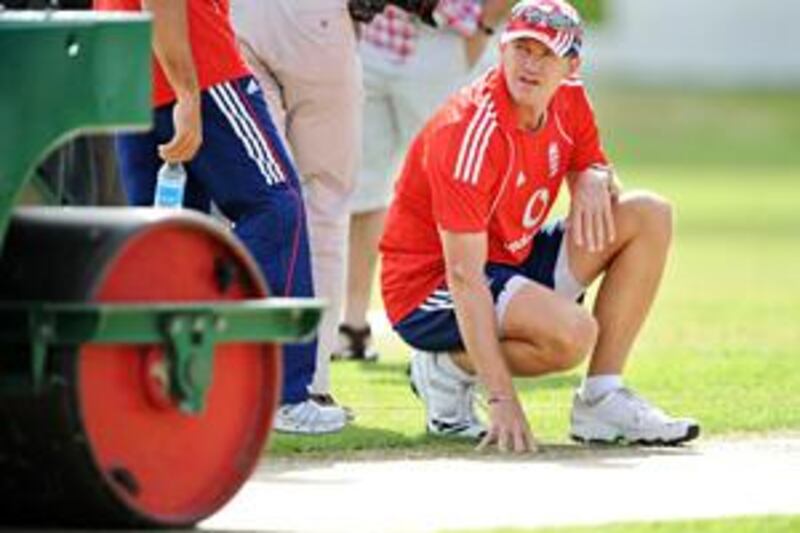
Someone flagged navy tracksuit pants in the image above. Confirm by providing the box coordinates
[115,75,315,405]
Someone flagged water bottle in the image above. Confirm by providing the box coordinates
[153,162,187,208]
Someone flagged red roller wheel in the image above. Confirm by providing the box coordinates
[0,208,281,527]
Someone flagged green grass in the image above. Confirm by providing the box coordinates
[268,87,800,458]
[569,0,606,25]
[594,87,800,170]
[447,514,800,533]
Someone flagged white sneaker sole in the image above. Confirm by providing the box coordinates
[570,419,701,446]
[272,420,346,435]
[427,419,487,440]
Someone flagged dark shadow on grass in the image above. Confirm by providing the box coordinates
[261,431,477,475]
[472,441,701,466]
[265,428,700,470]
[267,422,412,459]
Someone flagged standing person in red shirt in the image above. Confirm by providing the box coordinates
[381,0,700,453]
[93,0,348,434]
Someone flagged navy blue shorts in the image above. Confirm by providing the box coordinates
[395,220,581,352]
[115,76,315,404]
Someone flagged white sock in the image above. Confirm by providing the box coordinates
[436,352,476,384]
[581,375,623,403]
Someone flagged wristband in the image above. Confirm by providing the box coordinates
[487,395,513,405]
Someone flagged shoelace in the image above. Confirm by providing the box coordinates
[616,388,668,423]
[289,402,317,425]
[285,401,331,426]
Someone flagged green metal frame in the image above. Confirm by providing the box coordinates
[0,11,151,246]
[0,299,323,413]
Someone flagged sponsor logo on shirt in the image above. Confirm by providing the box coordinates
[505,187,550,253]
[506,231,536,253]
[522,188,549,229]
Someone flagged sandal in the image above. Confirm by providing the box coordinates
[331,323,379,362]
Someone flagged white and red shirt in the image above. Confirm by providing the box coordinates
[380,67,608,324]
[361,0,482,63]
[94,0,249,107]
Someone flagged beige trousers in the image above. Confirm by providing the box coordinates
[230,0,363,394]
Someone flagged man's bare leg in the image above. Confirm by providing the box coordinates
[343,209,385,328]
[451,279,597,376]
[336,208,386,359]
[417,277,597,441]
[566,192,698,444]
[568,192,673,375]
[451,192,672,380]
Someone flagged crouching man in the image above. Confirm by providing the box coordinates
[379,0,699,452]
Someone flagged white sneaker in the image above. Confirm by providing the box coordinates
[570,387,700,445]
[309,392,356,422]
[409,350,486,440]
[273,398,348,435]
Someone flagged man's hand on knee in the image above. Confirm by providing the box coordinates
[566,166,621,252]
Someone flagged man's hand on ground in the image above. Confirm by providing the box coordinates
[159,93,202,163]
[477,397,537,453]
[567,166,620,252]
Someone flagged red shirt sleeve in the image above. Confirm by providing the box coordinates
[426,118,507,233]
[566,83,609,172]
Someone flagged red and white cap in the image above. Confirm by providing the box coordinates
[501,0,584,58]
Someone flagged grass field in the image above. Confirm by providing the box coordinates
[268,87,800,457]
[450,514,800,533]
